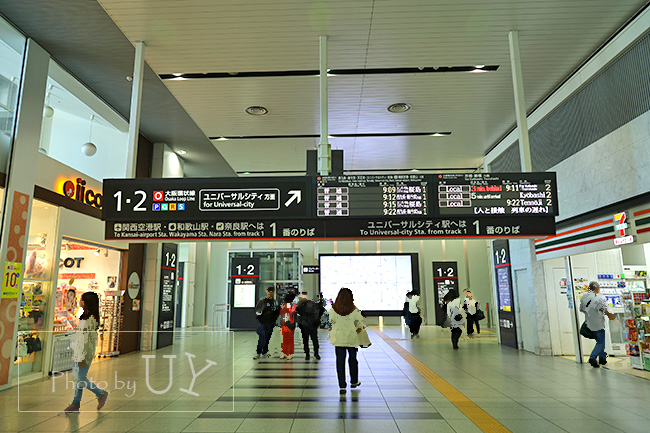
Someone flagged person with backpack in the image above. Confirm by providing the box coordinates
[443,289,464,349]
[296,291,325,360]
[254,287,279,360]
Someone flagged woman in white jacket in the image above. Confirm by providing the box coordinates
[64,292,108,413]
[328,287,365,394]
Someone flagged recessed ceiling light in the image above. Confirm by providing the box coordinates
[472,68,488,73]
[242,172,251,175]
[387,103,411,113]
[177,150,187,155]
[172,73,183,77]
[410,168,419,172]
[245,106,269,116]
[475,65,485,69]
[215,137,229,141]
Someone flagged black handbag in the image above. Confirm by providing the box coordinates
[580,322,596,340]
[475,309,486,321]
[24,336,42,353]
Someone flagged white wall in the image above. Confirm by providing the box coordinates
[46,109,128,182]
[510,239,553,355]
[197,239,493,328]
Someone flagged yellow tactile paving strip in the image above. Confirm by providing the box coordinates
[372,328,512,433]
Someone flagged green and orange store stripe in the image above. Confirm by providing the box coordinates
[535,206,650,257]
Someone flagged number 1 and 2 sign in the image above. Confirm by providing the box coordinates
[1,262,22,299]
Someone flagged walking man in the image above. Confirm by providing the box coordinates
[296,291,324,360]
[580,281,617,368]
[254,287,279,359]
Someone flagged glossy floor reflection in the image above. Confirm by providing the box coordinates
[0,326,648,432]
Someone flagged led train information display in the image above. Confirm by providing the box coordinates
[316,174,428,217]
[436,172,558,217]
[102,172,558,240]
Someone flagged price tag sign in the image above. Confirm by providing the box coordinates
[1,262,22,299]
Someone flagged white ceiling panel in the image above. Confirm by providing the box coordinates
[96,0,648,175]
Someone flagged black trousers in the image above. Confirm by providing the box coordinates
[335,346,358,388]
[466,314,480,335]
[408,314,422,335]
[256,323,274,355]
[299,325,319,356]
[451,328,462,348]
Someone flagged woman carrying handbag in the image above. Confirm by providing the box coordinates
[64,292,109,413]
[328,288,366,395]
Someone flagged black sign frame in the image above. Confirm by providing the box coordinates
[229,257,260,330]
[492,239,518,349]
[157,243,177,349]
[432,261,458,326]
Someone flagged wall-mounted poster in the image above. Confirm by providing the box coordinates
[107,276,117,289]
[234,281,256,308]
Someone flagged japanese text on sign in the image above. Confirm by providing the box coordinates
[199,189,279,211]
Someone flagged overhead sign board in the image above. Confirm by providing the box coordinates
[316,174,429,217]
[102,177,309,222]
[103,173,558,240]
[435,172,558,217]
[105,216,555,241]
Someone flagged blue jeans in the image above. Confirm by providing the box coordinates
[256,323,274,355]
[590,329,606,361]
[71,361,104,406]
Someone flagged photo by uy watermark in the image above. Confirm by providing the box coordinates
[52,353,217,397]
[18,330,234,413]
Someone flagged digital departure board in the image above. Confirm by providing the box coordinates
[315,175,429,217]
[435,172,558,217]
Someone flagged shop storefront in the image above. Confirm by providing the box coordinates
[11,183,129,384]
[536,203,650,373]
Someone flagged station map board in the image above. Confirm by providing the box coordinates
[103,173,558,241]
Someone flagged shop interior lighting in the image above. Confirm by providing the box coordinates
[81,114,97,156]
[64,242,71,251]
[103,249,109,257]
[94,248,100,256]
[177,150,187,155]
[39,236,46,247]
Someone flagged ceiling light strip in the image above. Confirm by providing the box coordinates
[210,132,451,140]
[160,65,499,80]
[236,167,477,175]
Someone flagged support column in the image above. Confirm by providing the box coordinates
[0,40,49,389]
[508,30,533,172]
[318,36,331,175]
[125,41,146,178]
[565,257,584,363]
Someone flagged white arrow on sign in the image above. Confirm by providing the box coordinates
[284,190,302,207]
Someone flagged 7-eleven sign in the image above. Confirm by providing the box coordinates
[614,212,634,245]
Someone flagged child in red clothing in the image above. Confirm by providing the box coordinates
[280,293,296,359]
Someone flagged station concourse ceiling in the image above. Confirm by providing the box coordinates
[0,0,647,178]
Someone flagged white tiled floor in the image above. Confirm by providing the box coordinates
[1,326,649,432]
